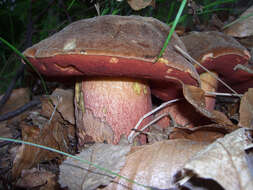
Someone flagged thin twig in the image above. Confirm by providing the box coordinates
[0,99,41,122]
[48,96,61,124]
[174,44,239,95]
[205,91,243,97]
[128,99,180,143]
[131,112,173,142]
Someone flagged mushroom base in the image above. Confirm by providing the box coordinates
[74,77,152,146]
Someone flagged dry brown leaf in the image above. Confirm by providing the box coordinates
[245,144,253,178]
[127,0,154,11]
[105,140,208,190]
[0,124,12,139]
[224,5,253,37]
[176,128,253,190]
[169,125,225,142]
[51,88,75,124]
[16,168,57,190]
[59,140,207,190]
[239,88,253,128]
[12,121,70,179]
[59,143,131,190]
[40,88,74,124]
[238,36,253,48]
[183,84,238,132]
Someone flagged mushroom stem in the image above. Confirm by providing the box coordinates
[74,77,152,145]
[200,72,218,111]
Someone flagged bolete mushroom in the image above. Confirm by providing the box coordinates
[181,31,251,110]
[23,15,199,145]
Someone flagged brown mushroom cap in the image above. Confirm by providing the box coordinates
[181,31,251,93]
[23,15,199,100]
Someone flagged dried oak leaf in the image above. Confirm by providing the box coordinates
[176,128,253,190]
[245,144,253,179]
[16,168,57,190]
[59,143,131,190]
[41,88,75,125]
[169,125,225,143]
[105,140,207,190]
[12,121,70,179]
[183,84,238,132]
[127,0,154,11]
[239,88,253,128]
[59,140,207,190]
[224,5,253,38]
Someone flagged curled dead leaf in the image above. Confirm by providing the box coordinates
[12,121,71,179]
[183,84,238,132]
[59,140,207,190]
[16,168,57,190]
[239,88,253,128]
[169,125,225,142]
[176,128,253,190]
[127,0,154,11]
[59,143,131,190]
[40,88,75,125]
[106,140,207,190]
[224,5,253,38]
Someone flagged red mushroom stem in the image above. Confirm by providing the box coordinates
[75,77,152,145]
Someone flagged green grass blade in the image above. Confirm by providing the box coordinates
[202,0,236,10]
[197,8,232,15]
[167,14,188,26]
[0,137,151,190]
[166,1,176,24]
[67,0,76,10]
[156,0,187,61]
[0,37,49,95]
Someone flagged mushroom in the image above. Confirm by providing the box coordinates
[181,31,251,110]
[23,15,199,145]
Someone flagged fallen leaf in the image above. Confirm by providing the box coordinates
[12,120,71,179]
[239,88,253,128]
[127,0,154,11]
[176,128,253,190]
[245,144,253,179]
[169,125,225,142]
[40,88,75,125]
[224,5,253,37]
[105,140,207,190]
[59,143,131,190]
[183,84,238,132]
[16,168,57,190]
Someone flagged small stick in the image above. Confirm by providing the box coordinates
[48,96,62,124]
[0,99,41,122]
[205,91,243,97]
[128,98,180,143]
[131,113,171,142]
